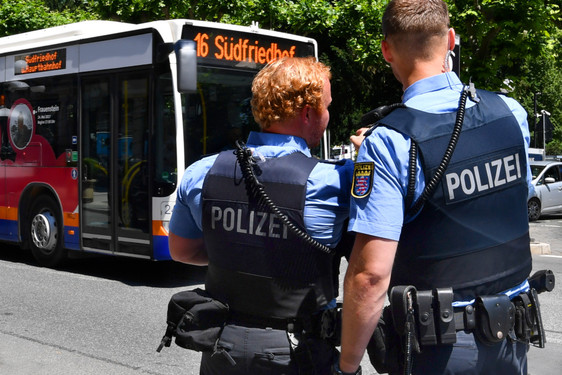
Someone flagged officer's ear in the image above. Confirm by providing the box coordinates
[301,105,311,125]
[447,28,456,52]
[381,39,393,63]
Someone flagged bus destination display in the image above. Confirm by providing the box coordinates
[182,26,315,68]
[14,48,66,75]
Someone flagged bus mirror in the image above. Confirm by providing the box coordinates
[6,80,29,92]
[174,40,197,93]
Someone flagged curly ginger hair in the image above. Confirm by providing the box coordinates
[251,57,331,130]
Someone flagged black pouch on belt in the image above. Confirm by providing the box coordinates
[512,292,533,341]
[157,288,229,352]
[474,295,514,345]
[367,305,402,374]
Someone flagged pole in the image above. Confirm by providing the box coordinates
[540,110,551,152]
[543,111,546,151]
[534,92,541,148]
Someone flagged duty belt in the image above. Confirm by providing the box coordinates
[453,305,476,332]
[229,306,341,343]
[390,270,554,348]
[229,310,292,330]
[385,270,554,375]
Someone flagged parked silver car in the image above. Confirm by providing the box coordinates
[528,161,562,221]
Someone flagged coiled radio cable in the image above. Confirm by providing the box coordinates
[234,141,332,254]
[407,86,469,216]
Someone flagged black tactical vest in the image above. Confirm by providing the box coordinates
[202,151,337,318]
[377,89,532,301]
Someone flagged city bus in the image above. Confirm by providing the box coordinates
[0,19,320,267]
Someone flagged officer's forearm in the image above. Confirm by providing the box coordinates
[339,234,397,373]
[168,233,208,265]
[340,271,386,371]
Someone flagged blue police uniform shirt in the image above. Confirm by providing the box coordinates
[348,72,532,304]
[171,131,354,249]
[349,72,531,240]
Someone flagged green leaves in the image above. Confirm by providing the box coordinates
[2,0,561,149]
[449,0,562,152]
[0,0,84,36]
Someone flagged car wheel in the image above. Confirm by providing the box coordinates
[528,198,541,222]
[28,195,67,267]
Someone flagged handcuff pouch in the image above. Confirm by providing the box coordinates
[474,295,514,345]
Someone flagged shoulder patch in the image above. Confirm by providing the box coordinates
[351,162,374,198]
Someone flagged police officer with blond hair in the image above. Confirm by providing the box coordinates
[169,56,353,374]
[335,1,536,374]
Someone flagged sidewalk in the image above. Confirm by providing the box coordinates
[530,241,551,255]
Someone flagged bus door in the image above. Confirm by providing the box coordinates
[81,73,151,258]
[0,95,7,237]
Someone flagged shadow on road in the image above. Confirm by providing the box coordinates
[536,213,562,221]
[0,244,206,288]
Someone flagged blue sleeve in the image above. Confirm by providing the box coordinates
[169,155,218,239]
[499,95,534,195]
[305,159,354,247]
[348,127,422,241]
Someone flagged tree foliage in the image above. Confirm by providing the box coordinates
[0,0,93,36]
[448,0,562,153]
[2,0,562,151]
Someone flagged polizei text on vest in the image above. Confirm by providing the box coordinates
[444,152,523,202]
[210,206,289,239]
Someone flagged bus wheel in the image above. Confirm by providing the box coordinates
[28,196,66,267]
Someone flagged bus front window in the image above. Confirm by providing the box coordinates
[182,67,258,167]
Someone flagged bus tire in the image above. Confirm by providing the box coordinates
[28,196,66,267]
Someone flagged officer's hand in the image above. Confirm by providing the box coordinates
[350,127,369,148]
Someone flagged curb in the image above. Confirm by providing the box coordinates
[530,242,551,255]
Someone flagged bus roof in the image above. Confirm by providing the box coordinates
[0,19,317,56]
[0,21,139,54]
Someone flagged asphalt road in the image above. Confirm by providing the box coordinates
[526,214,562,375]
[529,213,562,256]
[0,252,206,375]
[1,215,561,375]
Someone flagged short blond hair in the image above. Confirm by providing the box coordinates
[251,57,331,129]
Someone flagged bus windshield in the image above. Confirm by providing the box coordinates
[182,67,259,167]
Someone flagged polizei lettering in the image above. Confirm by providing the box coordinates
[444,152,523,203]
[211,206,289,239]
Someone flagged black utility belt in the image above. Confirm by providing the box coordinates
[367,271,554,375]
[157,288,342,354]
[392,287,541,347]
[229,310,292,331]
[415,289,522,346]
[230,306,341,344]
[390,270,555,348]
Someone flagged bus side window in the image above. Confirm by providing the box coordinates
[31,77,78,162]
